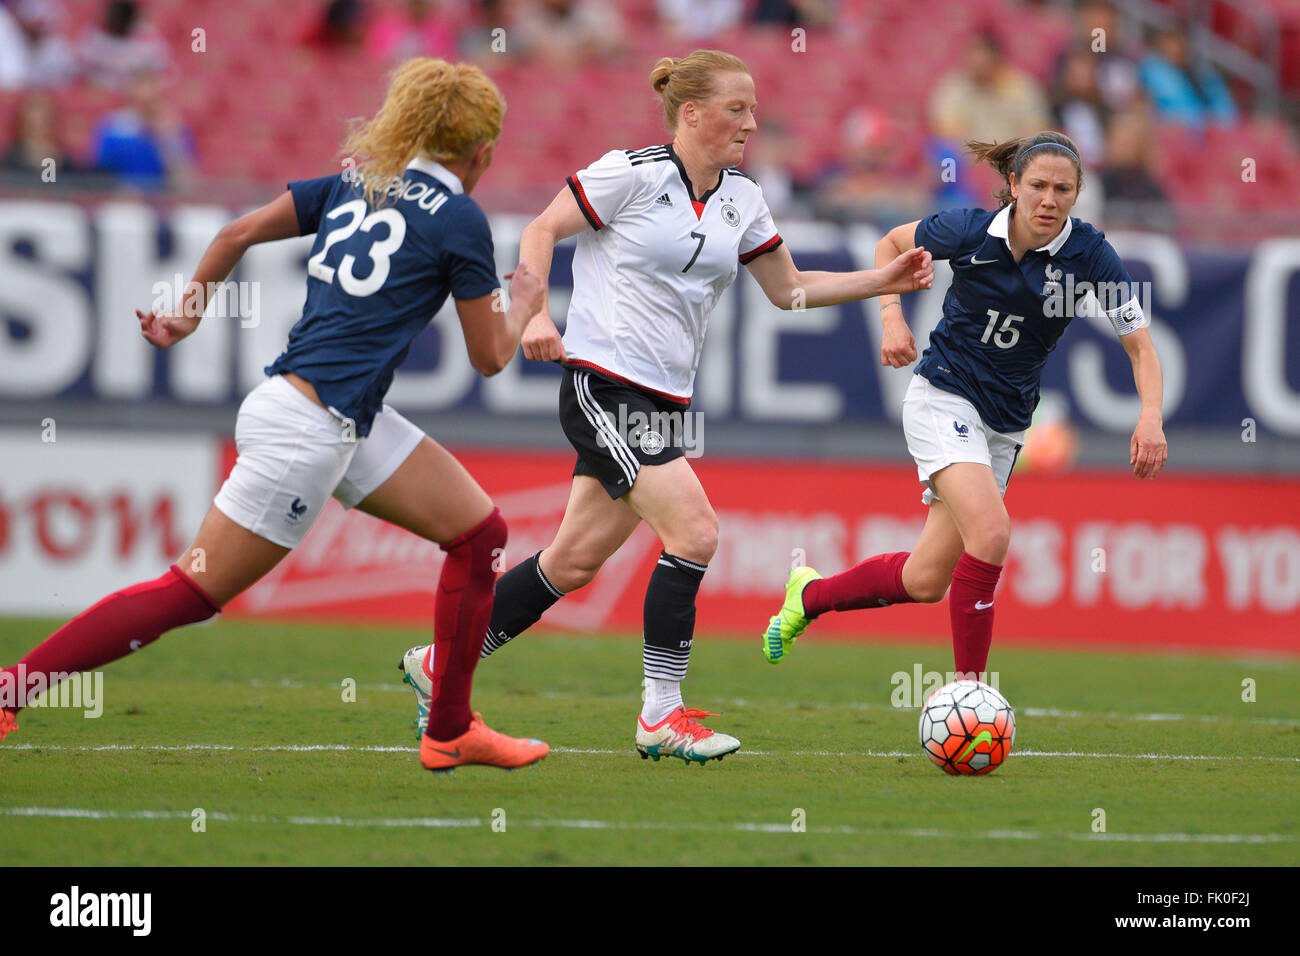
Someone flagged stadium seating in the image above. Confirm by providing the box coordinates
[19,0,1300,231]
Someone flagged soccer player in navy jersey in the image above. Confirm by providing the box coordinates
[0,59,550,772]
[399,49,934,764]
[762,130,1168,681]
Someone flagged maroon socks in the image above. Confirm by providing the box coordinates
[948,552,1003,677]
[426,508,508,741]
[799,548,1002,679]
[1,565,220,712]
[801,551,914,618]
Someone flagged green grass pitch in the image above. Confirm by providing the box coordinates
[2,617,1297,865]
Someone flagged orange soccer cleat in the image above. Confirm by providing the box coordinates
[0,708,18,744]
[419,712,549,774]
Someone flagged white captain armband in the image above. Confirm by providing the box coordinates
[1106,296,1149,336]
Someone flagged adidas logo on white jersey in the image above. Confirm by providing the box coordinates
[654,193,673,207]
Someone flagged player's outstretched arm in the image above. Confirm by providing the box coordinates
[876,220,923,367]
[744,240,932,314]
[517,187,591,363]
[1120,326,1168,479]
[137,191,302,348]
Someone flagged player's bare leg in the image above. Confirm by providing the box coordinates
[927,462,1009,680]
[178,506,292,605]
[622,458,738,763]
[538,476,642,592]
[900,501,966,603]
[357,436,548,771]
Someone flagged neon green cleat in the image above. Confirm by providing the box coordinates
[762,566,822,663]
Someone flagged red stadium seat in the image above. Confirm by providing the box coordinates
[21,0,1292,233]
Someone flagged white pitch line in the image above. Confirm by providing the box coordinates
[235,681,1300,728]
[1018,706,1300,727]
[4,743,1297,762]
[5,743,417,753]
[0,806,1291,844]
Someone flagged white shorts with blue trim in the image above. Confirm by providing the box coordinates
[212,374,425,548]
[901,375,1026,507]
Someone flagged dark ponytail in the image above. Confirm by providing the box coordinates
[965,131,1083,206]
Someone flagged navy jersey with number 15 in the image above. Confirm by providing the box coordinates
[913,205,1148,434]
[265,157,500,436]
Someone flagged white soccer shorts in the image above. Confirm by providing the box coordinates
[212,374,425,548]
[901,375,1026,506]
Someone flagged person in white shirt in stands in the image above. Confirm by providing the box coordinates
[400,48,933,764]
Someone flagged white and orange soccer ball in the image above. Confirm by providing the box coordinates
[918,679,1016,775]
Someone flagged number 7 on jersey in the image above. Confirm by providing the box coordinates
[682,231,706,273]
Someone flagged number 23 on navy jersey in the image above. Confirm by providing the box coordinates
[265,160,499,435]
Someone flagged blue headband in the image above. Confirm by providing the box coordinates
[1020,141,1080,163]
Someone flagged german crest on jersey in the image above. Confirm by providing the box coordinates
[639,430,665,455]
[721,203,741,227]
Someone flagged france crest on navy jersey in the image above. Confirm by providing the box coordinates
[266,158,499,436]
[913,204,1147,433]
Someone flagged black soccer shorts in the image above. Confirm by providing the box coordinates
[559,365,692,498]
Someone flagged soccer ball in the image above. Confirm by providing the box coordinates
[918,679,1016,775]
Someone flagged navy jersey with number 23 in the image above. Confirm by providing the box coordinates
[266,158,500,436]
[913,205,1146,434]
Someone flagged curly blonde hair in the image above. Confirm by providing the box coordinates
[343,58,505,207]
[648,49,750,132]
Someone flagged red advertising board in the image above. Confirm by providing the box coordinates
[224,444,1300,654]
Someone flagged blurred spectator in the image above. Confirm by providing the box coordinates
[657,0,743,41]
[301,0,369,49]
[1139,24,1238,128]
[1,89,77,177]
[76,0,170,91]
[812,107,931,225]
[929,31,1051,145]
[1052,49,1108,166]
[742,118,806,218]
[751,0,832,29]
[365,0,458,62]
[89,68,196,191]
[1099,107,1172,227]
[1051,0,1141,113]
[459,0,512,62]
[512,0,623,67]
[0,2,30,89]
[0,0,77,90]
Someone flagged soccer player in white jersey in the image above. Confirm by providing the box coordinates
[400,49,934,763]
[761,131,1168,684]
